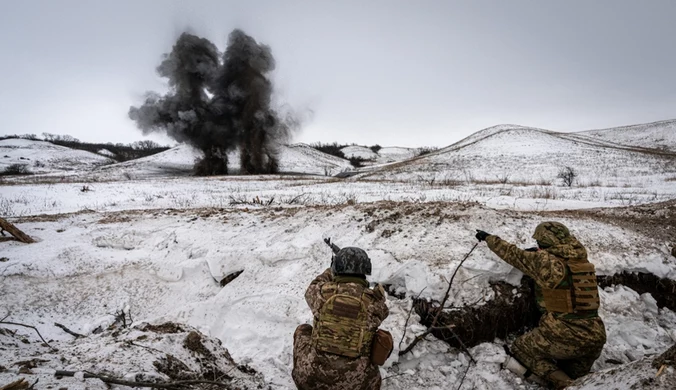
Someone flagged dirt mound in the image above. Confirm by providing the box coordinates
[0,322,266,389]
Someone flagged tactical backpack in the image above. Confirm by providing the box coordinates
[312,287,374,358]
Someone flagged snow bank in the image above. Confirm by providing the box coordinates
[2,201,675,389]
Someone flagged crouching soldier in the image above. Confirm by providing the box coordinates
[475,222,606,389]
[292,242,392,390]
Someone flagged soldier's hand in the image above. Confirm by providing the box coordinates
[475,230,491,242]
[524,247,538,252]
[373,283,386,299]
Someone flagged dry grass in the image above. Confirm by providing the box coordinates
[528,186,558,199]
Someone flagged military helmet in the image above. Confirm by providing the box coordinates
[331,247,372,275]
[533,221,570,248]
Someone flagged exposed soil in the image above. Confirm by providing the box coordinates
[220,270,244,287]
[153,331,238,387]
[414,277,541,349]
[183,331,214,359]
[140,322,185,334]
[153,354,194,381]
[598,272,676,312]
[548,199,676,244]
[653,343,676,369]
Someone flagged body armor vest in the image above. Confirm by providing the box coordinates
[540,260,600,319]
[311,282,375,358]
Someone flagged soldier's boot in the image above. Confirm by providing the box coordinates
[547,369,573,389]
[503,356,547,386]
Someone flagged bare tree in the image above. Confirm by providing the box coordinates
[557,166,577,187]
[131,140,161,150]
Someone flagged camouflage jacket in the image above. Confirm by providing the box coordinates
[486,231,606,371]
[293,268,389,390]
[486,235,601,319]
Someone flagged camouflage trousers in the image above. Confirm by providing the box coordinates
[511,313,606,384]
[292,324,382,390]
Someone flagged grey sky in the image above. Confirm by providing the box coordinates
[1,1,675,147]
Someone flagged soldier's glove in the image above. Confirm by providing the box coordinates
[475,230,491,242]
[524,247,538,252]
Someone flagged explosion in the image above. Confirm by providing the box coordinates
[129,30,291,175]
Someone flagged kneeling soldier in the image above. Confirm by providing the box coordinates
[476,222,606,389]
[292,242,391,390]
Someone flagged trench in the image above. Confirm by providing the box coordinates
[597,272,676,312]
[413,272,676,350]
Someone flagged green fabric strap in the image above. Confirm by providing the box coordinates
[558,311,599,320]
[334,276,369,288]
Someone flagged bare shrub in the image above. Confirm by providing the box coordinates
[1,164,32,176]
[416,146,438,157]
[496,173,510,184]
[348,156,367,168]
[557,166,577,187]
[529,186,558,199]
[309,142,349,159]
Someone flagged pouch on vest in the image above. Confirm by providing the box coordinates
[568,262,600,311]
[312,293,372,358]
[370,329,393,366]
[542,288,574,313]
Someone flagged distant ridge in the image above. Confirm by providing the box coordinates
[355,119,676,185]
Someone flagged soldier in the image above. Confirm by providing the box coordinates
[292,245,390,390]
[475,222,606,389]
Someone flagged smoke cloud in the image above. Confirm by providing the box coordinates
[129,29,292,175]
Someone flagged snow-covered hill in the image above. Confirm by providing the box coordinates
[341,145,379,160]
[0,138,113,174]
[97,143,351,178]
[279,143,352,175]
[0,142,354,181]
[358,124,676,188]
[341,145,418,165]
[576,119,676,152]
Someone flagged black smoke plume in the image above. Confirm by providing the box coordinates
[129,30,291,175]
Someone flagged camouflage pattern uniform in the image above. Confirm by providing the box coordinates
[485,222,606,388]
[292,268,389,390]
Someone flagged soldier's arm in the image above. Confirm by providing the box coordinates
[371,284,390,322]
[485,235,565,289]
[305,268,334,316]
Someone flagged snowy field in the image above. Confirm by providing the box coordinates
[1,124,676,389]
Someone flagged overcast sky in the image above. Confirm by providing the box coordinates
[1,1,675,147]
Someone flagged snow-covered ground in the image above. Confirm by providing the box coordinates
[2,201,675,389]
[1,121,676,389]
[0,138,113,174]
